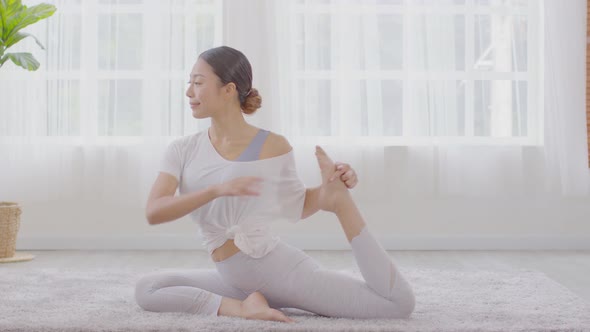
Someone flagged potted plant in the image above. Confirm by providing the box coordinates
[0,0,56,263]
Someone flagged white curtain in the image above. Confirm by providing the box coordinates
[0,0,588,224]
[542,0,589,196]
[0,0,219,209]
[263,0,589,209]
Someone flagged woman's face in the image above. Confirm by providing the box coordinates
[186,58,237,119]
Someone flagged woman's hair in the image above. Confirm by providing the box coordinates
[198,46,262,115]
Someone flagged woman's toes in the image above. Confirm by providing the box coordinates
[315,145,336,184]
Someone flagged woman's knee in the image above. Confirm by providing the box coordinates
[387,287,415,319]
[389,272,416,318]
[372,283,415,319]
[399,290,416,318]
[134,274,157,310]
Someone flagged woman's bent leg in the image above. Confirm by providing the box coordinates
[311,146,415,317]
[260,256,414,319]
[134,268,247,316]
[350,224,415,308]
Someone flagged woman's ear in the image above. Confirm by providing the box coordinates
[223,82,237,95]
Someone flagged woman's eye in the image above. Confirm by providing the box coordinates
[186,81,201,85]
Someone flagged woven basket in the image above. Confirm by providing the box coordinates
[0,202,22,258]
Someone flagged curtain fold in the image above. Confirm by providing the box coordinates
[542,0,589,196]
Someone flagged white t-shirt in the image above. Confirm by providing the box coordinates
[159,129,307,258]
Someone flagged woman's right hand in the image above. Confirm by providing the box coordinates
[214,176,265,197]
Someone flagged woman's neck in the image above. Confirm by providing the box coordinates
[209,112,256,144]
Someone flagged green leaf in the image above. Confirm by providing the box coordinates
[3,3,56,43]
[5,52,39,70]
[0,0,25,43]
[0,5,3,42]
[5,31,44,49]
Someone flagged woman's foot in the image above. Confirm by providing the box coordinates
[315,145,352,213]
[240,291,295,323]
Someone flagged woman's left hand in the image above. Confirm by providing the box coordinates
[329,162,358,189]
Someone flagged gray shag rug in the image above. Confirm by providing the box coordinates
[0,267,589,332]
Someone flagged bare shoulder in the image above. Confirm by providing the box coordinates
[261,131,293,159]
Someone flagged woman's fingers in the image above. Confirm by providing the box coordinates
[330,163,349,181]
[343,170,357,188]
[327,162,358,189]
[329,169,346,182]
[244,177,263,195]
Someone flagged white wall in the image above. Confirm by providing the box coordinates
[13,180,590,251]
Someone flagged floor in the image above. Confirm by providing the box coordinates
[3,249,590,303]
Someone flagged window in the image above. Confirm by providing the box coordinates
[1,0,222,138]
[286,0,542,145]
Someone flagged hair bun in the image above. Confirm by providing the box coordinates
[242,87,261,115]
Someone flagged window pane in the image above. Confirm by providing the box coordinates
[98,80,142,136]
[474,80,527,136]
[295,13,331,71]
[296,80,332,135]
[381,80,403,136]
[189,14,217,61]
[46,13,81,71]
[409,15,465,71]
[151,80,188,136]
[48,80,81,136]
[409,80,465,136]
[156,13,216,72]
[474,15,527,72]
[160,14,187,71]
[98,14,143,70]
[378,14,403,70]
[335,80,366,135]
[512,81,527,136]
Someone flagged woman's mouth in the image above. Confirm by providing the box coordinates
[190,103,200,108]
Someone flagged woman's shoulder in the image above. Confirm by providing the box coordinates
[260,130,293,159]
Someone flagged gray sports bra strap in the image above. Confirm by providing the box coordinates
[235,129,270,161]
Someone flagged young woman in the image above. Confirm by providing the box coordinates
[134,46,415,323]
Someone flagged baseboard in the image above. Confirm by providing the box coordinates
[13,233,590,250]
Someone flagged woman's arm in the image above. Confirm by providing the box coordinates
[145,172,221,225]
[301,185,321,219]
[146,173,265,225]
[262,132,358,220]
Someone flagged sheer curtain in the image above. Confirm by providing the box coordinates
[0,0,220,208]
[263,0,589,211]
[0,0,588,227]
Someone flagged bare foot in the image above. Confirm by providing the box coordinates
[240,291,295,323]
[315,145,352,213]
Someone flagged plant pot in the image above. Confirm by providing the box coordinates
[0,202,35,263]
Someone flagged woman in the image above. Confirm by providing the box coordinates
[134,46,415,323]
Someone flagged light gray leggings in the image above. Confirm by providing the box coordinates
[134,225,415,319]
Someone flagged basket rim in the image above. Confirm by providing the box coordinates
[0,202,20,208]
